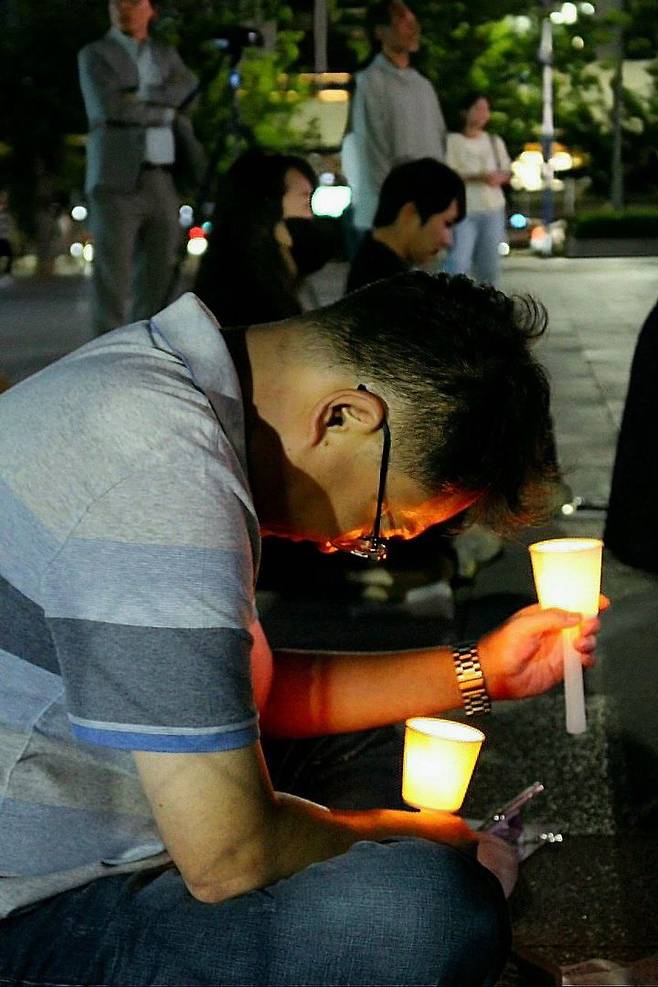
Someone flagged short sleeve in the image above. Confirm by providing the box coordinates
[42,460,260,754]
[496,135,511,171]
[446,133,464,173]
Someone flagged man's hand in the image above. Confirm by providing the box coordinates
[476,832,519,898]
[478,596,608,701]
[485,170,509,187]
[341,807,477,850]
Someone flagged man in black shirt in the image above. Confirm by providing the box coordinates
[346,157,464,293]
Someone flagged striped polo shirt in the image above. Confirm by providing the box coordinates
[0,293,261,916]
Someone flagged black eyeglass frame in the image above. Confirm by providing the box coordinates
[343,384,391,563]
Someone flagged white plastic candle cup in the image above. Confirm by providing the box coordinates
[402,717,485,812]
[529,537,603,735]
[529,537,602,616]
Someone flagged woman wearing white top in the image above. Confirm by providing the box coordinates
[444,94,511,286]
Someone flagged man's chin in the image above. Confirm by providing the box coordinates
[260,524,327,546]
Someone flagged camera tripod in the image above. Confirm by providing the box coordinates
[166,27,262,302]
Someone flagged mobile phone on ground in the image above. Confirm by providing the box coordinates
[477,781,545,833]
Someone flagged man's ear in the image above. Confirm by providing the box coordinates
[398,201,420,227]
[307,388,387,447]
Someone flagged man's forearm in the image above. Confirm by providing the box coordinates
[215,795,475,904]
[463,172,492,183]
[261,646,464,738]
[137,745,474,906]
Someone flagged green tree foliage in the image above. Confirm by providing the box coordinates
[334,0,656,199]
[0,0,313,240]
[0,0,655,240]
[158,1,316,170]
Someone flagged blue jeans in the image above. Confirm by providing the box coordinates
[444,209,506,287]
[0,729,510,986]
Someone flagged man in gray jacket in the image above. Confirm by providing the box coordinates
[342,1,447,241]
[78,0,204,334]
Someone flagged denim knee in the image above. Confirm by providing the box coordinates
[270,836,510,987]
[363,838,510,986]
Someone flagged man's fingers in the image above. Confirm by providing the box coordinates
[476,832,519,899]
[511,607,581,635]
[512,595,609,621]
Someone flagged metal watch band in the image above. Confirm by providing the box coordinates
[452,641,492,716]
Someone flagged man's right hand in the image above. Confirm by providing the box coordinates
[485,170,508,187]
[476,832,519,899]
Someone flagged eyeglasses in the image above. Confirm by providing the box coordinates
[342,385,391,563]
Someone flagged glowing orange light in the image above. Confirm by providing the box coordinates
[402,717,484,812]
[529,537,603,735]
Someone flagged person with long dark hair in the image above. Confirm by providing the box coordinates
[194,149,320,326]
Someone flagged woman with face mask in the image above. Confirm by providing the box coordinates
[194,149,330,326]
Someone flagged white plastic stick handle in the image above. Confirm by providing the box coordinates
[563,625,586,734]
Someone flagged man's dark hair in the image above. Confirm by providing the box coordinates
[305,270,555,530]
[450,91,490,131]
[365,0,411,42]
[374,158,466,227]
[195,149,302,326]
[457,91,489,113]
[281,154,318,192]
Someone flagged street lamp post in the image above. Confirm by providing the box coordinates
[597,0,625,209]
[314,0,328,75]
[539,3,555,255]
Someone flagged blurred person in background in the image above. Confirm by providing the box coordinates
[346,158,464,294]
[444,93,511,287]
[605,296,658,574]
[0,190,15,287]
[194,149,332,326]
[78,0,205,334]
[341,1,447,254]
[194,148,337,606]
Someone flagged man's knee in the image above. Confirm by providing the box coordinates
[280,837,510,986]
[363,838,509,983]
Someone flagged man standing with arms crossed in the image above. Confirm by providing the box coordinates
[342,1,447,246]
[79,0,204,333]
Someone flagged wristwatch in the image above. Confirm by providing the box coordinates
[452,642,492,716]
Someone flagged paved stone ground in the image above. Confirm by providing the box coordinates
[500,255,657,510]
[1,254,657,982]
